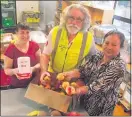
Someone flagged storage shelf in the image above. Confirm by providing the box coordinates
[2,8,15,11]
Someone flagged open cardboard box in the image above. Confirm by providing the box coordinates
[25,83,72,113]
[24,72,85,113]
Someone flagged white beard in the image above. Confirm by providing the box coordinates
[66,24,81,35]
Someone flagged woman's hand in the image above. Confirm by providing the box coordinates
[12,68,22,79]
[13,68,32,79]
[63,69,80,81]
[40,71,50,85]
[12,68,19,75]
[76,86,89,95]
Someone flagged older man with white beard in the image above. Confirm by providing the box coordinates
[39,4,96,116]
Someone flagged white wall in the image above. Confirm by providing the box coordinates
[39,1,56,30]
[16,1,39,23]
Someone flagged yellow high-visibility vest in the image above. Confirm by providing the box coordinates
[48,26,93,73]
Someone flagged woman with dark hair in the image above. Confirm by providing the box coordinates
[4,22,41,88]
[63,30,126,116]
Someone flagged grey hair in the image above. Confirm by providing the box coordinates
[60,4,91,32]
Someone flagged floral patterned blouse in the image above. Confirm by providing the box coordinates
[79,52,126,116]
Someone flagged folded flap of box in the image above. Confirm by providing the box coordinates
[25,83,72,113]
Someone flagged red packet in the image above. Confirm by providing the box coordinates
[17,73,31,79]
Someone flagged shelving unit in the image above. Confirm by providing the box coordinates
[1,0,17,28]
[21,11,40,29]
[54,1,114,25]
[83,5,114,25]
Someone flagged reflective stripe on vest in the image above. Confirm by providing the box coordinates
[76,32,87,68]
[48,26,93,73]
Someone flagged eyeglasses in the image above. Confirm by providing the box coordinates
[67,16,84,24]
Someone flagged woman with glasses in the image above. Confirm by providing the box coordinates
[39,4,97,116]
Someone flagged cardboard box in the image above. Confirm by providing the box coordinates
[25,83,72,113]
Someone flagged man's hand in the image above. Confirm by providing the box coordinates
[40,71,50,85]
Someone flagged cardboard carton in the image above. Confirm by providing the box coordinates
[25,83,72,113]
[17,57,31,74]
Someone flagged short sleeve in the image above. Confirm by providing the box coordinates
[30,41,40,52]
[88,36,97,56]
[4,44,15,59]
[43,29,53,55]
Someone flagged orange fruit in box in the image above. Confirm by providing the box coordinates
[45,84,51,89]
[56,73,65,81]
[44,76,51,81]
[62,81,70,89]
[42,76,51,89]
[66,86,76,96]
[70,82,78,88]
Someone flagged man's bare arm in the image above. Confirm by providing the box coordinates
[40,53,50,73]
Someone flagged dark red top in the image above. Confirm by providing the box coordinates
[4,41,40,87]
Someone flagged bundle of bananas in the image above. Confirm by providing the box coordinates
[27,110,47,116]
